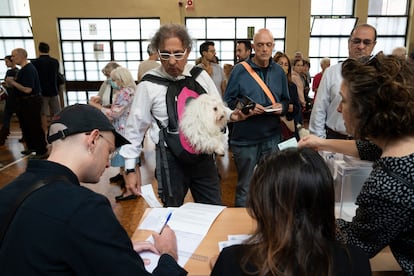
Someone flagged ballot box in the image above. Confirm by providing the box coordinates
[320,152,373,221]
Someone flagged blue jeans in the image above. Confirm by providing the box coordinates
[231,135,281,207]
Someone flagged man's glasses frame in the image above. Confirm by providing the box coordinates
[158,49,187,61]
[349,38,375,46]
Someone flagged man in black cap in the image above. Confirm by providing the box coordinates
[0,104,186,275]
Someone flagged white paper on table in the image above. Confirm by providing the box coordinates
[138,208,173,233]
[167,202,226,236]
[141,184,163,207]
[137,203,226,273]
[278,137,298,150]
[139,230,205,273]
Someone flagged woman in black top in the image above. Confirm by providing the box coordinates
[211,148,371,276]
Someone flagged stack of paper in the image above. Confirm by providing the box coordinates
[137,202,226,272]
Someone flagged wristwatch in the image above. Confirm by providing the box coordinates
[125,168,136,175]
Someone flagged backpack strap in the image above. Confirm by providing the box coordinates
[0,175,69,248]
[140,74,171,86]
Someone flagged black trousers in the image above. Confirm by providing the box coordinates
[17,95,47,154]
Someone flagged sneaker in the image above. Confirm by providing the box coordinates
[109,173,123,183]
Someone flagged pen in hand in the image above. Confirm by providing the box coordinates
[159,212,172,234]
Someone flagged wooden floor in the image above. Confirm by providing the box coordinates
[0,118,404,276]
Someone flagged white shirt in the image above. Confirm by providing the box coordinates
[309,62,348,138]
[120,64,232,169]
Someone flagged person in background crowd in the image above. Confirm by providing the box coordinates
[309,24,377,139]
[312,57,331,101]
[291,58,306,111]
[91,61,121,107]
[235,40,252,63]
[31,42,61,131]
[273,52,301,140]
[138,44,160,81]
[224,28,290,207]
[391,46,407,59]
[6,48,48,159]
[197,41,226,96]
[0,104,186,275]
[211,148,371,276]
[89,66,138,201]
[0,55,19,145]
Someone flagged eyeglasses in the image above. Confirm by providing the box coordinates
[361,51,383,69]
[98,134,116,159]
[158,49,187,61]
[350,38,375,46]
[85,132,116,159]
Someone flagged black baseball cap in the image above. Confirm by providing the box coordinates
[47,104,130,147]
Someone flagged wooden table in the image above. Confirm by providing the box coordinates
[132,208,401,275]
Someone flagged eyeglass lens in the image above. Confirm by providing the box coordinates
[158,49,187,60]
[351,38,374,46]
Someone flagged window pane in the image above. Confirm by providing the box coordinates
[311,0,353,15]
[367,17,407,35]
[62,41,83,61]
[0,17,32,36]
[111,19,141,40]
[80,19,110,40]
[309,37,349,58]
[0,38,34,57]
[83,41,111,60]
[64,61,85,81]
[85,61,110,81]
[274,40,285,53]
[368,0,408,15]
[207,18,235,39]
[217,40,235,61]
[266,18,286,38]
[311,18,357,35]
[374,37,405,55]
[60,19,81,40]
[140,19,160,39]
[0,0,31,16]
[67,91,88,105]
[122,61,139,80]
[113,41,141,61]
[236,18,264,38]
[187,18,206,39]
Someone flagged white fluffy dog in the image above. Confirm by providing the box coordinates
[180,93,228,155]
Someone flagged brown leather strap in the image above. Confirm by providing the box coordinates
[240,61,276,105]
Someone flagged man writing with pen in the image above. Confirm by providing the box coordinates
[0,104,186,275]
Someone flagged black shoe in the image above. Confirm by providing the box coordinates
[109,173,123,183]
[21,149,35,155]
[115,194,138,202]
[18,137,25,143]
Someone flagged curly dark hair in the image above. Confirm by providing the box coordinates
[341,53,414,141]
[150,23,192,51]
[243,148,337,276]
